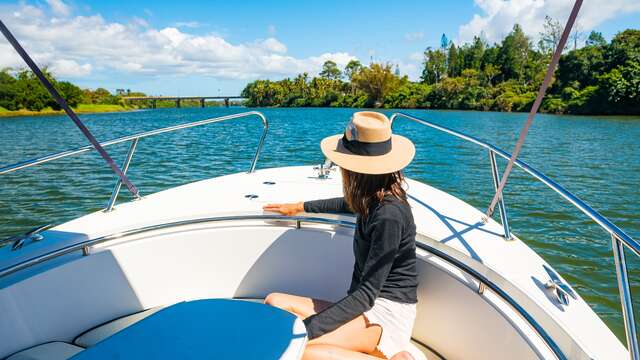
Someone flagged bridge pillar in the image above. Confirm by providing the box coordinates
[176,99,181,108]
[224,98,230,108]
[200,98,205,108]
[151,100,156,109]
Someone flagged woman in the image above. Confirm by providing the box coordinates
[263,111,421,360]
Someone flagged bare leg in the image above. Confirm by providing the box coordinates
[303,344,383,360]
[264,292,384,358]
[264,292,332,319]
[308,314,382,354]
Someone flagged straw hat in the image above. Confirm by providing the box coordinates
[320,111,415,174]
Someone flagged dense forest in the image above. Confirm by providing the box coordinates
[0,68,143,112]
[1,20,638,116]
[0,68,235,115]
[242,23,640,115]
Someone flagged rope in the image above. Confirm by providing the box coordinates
[485,0,582,219]
[0,20,139,198]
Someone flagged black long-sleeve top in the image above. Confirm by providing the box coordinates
[302,196,418,339]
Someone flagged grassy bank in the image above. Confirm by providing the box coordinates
[0,104,137,118]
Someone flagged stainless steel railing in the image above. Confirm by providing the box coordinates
[0,111,269,212]
[0,214,566,359]
[390,112,639,359]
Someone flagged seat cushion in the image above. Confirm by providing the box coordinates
[410,339,446,360]
[6,342,83,360]
[74,300,263,348]
[74,307,163,348]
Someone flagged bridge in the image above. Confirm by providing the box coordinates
[122,96,246,108]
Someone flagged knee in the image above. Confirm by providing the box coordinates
[301,345,327,360]
[264,292,286,307]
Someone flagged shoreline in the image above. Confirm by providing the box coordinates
[0,104,140,118]
[2,105,638,119]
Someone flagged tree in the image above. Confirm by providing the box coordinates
[308,77,341,106]
[597,61,640,113]
[344,60,363,81]
[538,15,565,55]
[586,31,606,47]
[447,43,460,77]
[241,80,285,107]
[319,60,342,80]
[481,64,500,86]
[497,24,530,82]
[570,23,584,50]
[440,33,449,52]
[383,82,431,109]
[606,29,640,70]
[13,69,56,111]
[556,45,605,88]
[0,69,19,110]
[481,46,499,71]
[238,25,638,115]
[352,63,401,107]
[421,47,447,84]
[57,81,83,108]
[464,36,486,70]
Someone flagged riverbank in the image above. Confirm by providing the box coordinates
[0,104,138,118]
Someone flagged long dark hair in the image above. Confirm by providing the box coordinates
[341,167,408,218]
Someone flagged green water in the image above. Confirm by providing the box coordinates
[1,107,639,341]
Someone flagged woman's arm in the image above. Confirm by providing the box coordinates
[262,202,304,216]
[263,197,352,215]
[303,197,352,214]
[302,211,402,339]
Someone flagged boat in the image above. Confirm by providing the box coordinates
[1,0,639,357]
[1,109,638,360]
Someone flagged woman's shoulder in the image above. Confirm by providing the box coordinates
[374,195,412,222]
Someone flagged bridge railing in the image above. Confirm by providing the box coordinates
[0,111,268,212]
[122,96,246,101]
[122,96,247,108]
[390,112,639,359]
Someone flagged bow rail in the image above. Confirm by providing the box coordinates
[0,111,269,212]
[390,112,639,359]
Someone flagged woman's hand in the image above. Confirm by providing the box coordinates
[263,202,304,216]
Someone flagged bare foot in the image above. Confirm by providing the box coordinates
[390,351,415,360]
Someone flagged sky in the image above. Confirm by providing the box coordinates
[0,0,638,96]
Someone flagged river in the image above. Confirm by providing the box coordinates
[1,107,639,340]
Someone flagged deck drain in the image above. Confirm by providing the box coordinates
[244,194,259,199]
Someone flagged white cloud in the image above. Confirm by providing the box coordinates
[46,0,70,17]
[404,31,424,41]
[50,59,92,77]
[0,2,357,82]
[457,0,640,44]
[260,38,287,53]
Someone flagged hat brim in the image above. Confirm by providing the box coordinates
[320,134,415,175]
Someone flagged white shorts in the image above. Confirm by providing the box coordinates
[363,297,420,359]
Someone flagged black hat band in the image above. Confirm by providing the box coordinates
[340,133,392,156]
